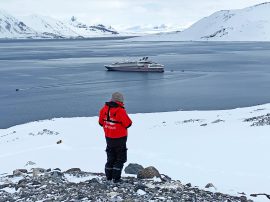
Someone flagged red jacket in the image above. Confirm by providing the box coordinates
[99,101,132,138]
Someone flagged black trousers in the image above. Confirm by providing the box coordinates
[105,136,127,180]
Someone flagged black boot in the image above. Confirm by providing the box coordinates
[105,166,113,180]
[112,166,122,182]
[113,178,122,183]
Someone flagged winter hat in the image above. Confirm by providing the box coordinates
[111,92,124,103]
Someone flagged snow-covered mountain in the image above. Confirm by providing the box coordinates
[67,16,119,37]
[130,2,270,41]
[0,10,181,39]
[20,15,79,38]
[0,10,38,39]
[121,24,181,35]
[0,11,120,39]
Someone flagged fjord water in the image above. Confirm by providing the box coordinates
[1,39,270,128]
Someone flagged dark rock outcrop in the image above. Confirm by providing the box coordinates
[13,169,27,176]
[124,163,144,175]
[205,182,217,190]
[137,166,161,179]
[244,113,270,126]
[0,168,255,202]
[64,168,81,173]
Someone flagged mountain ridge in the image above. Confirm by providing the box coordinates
[130,2,270,41]
[0,11,120,39]
[0,10,181,39]
[0,10,38,39]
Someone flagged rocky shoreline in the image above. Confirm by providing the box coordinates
[0,166,255,202]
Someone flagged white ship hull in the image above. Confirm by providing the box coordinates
[104,57,164,72]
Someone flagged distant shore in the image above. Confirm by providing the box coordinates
[0,36,136,43]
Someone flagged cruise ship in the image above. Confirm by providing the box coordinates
[104,57,164,72]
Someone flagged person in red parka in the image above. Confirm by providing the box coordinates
[99,92,132,183]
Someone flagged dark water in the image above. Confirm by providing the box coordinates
[1,39,270,128]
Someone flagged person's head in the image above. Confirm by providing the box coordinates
[111,92,124,103]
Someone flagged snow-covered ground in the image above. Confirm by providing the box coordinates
[1,104,269,201]
[130,2,270,41]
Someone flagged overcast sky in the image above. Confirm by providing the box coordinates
[0,0,267,29]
